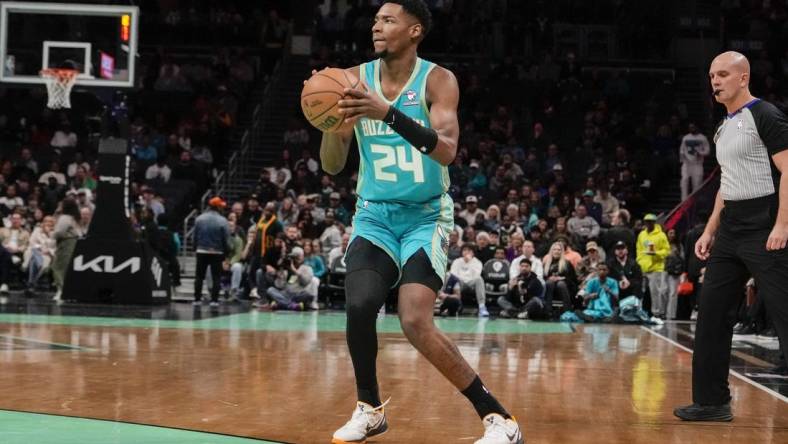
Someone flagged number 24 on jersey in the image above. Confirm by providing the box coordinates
[370,144,425,183]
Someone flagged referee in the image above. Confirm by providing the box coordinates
[674,51,788,421]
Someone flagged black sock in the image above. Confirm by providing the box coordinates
[357,385,381,407]
[461,376,511,420]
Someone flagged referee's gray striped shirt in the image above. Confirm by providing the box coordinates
[714,99,788,201]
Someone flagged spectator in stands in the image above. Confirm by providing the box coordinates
[318,209,343,252]
[447,230,462,263]
[607,241,643,300]
[530,227,550,260]
[459,195,485,226]
[277,196,299,226]
[577,263,618,322]
[140,187,165,219]
[24,215,55,295]
[149,213,181,288]
[133,134,158,163]
[0,212,29,292]
[15,147,38,178]
[501,259,545,319]
[498,212,524,248]
[327,191,350,226]
[267,246,317,311]
[50,122,77,150]
[0,184,24,216]
[678,122,710,201]
[636,214,670,318]
[467,160,488,195]
[191,141,214,166]
[66,152,90,179]
[581,190,603,225]
[664,228,684,320]
[510,240,544,285]
[38,161,67,186]
[294,148,319,175]
[74,188,94,212]
[548,216,571,244]
[79,206,92,232]
[193,197,231,307]
[248,202,283,297]
[241,195,263,231]
[71,166,96,192]
[145,156,172,183]
[449,243,489,317]
[542,241,579,316]
[577,241,604,290]
[601,209,635,254]
[256,169,278,203]
[303,194,325,224]
[52,198,83,301]
[303,239,326,280]
[567,204,600,249]
[223,218,245,301]
[475,232,497,264]
[484,205,501,231]
[437,273,463,316]
[505,232,524,262]
[595,186,620,226]
[552,235,583,269]
[327,233,350,269]
[171,150,202,183]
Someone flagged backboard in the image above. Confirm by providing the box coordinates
[0,1,139,88]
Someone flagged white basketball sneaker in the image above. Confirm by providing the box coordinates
[332,399,389,444]
[475,413,524,444]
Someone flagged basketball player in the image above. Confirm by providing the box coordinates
[317,2,522,443]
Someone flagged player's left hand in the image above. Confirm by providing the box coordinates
[337,84,389,124]
[766,223,788,251]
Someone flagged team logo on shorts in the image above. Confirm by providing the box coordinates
[437,225,449,254]
[403,89,419,106]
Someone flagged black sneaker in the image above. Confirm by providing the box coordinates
[673,403,732,422]
[735,323,757,335]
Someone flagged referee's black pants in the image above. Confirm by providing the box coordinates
[693,195,788,405]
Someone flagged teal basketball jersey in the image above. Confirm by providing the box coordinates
[353,57,450,203]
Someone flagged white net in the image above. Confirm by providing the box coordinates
[41,69,79,109]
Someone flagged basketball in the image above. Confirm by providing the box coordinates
[301,68,362,133]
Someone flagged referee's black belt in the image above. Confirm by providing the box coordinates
[723,193,777,210]
[722,194,777,232]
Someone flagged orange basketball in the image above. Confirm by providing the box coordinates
[301,68,362,133]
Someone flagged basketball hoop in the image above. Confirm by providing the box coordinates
[40,68,79,109]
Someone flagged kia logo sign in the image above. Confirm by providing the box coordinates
[73,255,141,274]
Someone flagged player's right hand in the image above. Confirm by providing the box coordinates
[695,232,714,261]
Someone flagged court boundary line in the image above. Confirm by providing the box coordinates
[0,334,95,351]
[0,408,291,443]
[639,326,788,404]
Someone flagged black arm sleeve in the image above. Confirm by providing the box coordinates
[383,106,439,155]
[751,101,788,156]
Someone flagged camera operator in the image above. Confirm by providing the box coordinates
[266,246,317,311]
[499,259,544,319]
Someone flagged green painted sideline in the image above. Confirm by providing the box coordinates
[0,410,282,444]
[0,312,572,334]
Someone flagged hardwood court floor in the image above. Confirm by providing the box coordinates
[0,308,785,443]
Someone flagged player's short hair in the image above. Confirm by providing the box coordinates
[387,0,432,39]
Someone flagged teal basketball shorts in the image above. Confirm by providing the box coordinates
[348,194,454,286]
